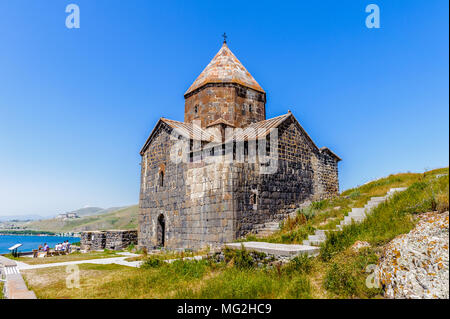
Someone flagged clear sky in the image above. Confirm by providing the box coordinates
[0,1,448,217]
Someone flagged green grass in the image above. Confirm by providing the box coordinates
[240,168,448,246]
[320,172,449,262]
[0,281,4,299]
[175,266,313,299]
[12,250,120,265]
[323,247,382,298]
[21,168,449,299]
[317,169,449,298]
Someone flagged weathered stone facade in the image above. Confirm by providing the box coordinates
[80,230,137,251]
[138,42,341,251]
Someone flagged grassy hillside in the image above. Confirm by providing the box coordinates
[241,168,448,245]
[21,168,449,299]
[24,205,139,232]
[69,207,103,216]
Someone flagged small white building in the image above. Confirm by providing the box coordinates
[57,212,79,220]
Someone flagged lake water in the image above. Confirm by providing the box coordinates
[0,235,79,254]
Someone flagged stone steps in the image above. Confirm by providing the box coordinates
[253,221,281,237]
[245,187,407,257]
[302,187,407,247]
[252,202,312,238]
[225,241,320,258]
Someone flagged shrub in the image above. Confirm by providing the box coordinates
[436,192,449,213]
[288,275,312,299]
[323,249,382,298]
[349,190,360,199]
[281,213,307,231]
[324,262,356,296]
[300,207,316,220]
[285,254,313,275]
[311,199,329,211]
[223,247,257,269]
[169,259,208,279]
[142,256,164,268]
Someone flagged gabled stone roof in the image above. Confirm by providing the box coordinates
[224,112,341,161]
[141,113,341,162]
[140,118,215,155]
[206,118,236,128]
[185,43,265,96]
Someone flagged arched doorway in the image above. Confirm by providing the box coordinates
[157,214,165,247]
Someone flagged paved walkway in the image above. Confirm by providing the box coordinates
[15,252,142,270]
[225,242,320,257]
[0,256,37,299]
[1,252,144,299]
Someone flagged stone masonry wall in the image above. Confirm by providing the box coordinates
[138,117,340,250]
[232,118,317,237]
[105,230,138,250]
[184,83,266,128]
[80,231,105,251]
[317,151,339,198]
[80,230,137,251]
[138,124,235,250]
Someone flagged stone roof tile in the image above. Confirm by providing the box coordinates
[185,43,264,96]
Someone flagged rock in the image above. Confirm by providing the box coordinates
[351,241,371,252]
[374,211,449,299]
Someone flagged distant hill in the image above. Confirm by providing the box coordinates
[23,205,138,233]
[65,206,127,217]
[0,214,43,222]
[67,207,104,217]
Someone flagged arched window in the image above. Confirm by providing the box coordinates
[157,214,165,247]
[250,193,257,205]
[159,171,164,187]
[194,105,198,114]
[248,104,252,113]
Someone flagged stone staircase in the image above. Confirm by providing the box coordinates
[252,202,310,238]
[302,187,407,246]
[253,221,282,237]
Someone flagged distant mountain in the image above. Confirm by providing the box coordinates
[0,214,43,222]
[23,205,138,233]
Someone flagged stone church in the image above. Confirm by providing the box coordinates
[138,40,340,250]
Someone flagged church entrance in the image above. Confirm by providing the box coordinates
[157,214,165,247]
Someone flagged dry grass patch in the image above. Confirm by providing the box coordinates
[14,250,121,265]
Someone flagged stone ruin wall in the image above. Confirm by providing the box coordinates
[80,230,137,251]
[105,230,138,250]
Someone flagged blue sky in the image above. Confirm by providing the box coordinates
[0,1,448,217]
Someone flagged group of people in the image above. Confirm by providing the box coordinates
[37,240,71,253]
[55,240,71,252]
